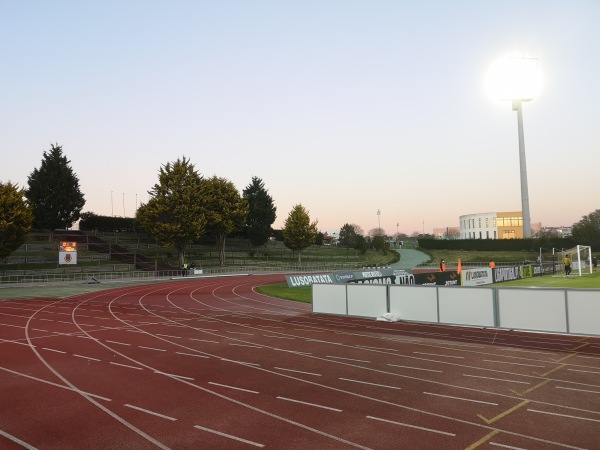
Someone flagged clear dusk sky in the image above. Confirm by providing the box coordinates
[1,1,599,236]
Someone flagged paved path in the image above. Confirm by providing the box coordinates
[391,248,430,270]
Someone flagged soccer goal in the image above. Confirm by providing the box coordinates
[556,245,593,276]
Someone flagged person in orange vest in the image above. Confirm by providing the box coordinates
[489,260,495,269]
[440,259,446,272]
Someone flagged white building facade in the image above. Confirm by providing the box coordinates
[459,211,525,239]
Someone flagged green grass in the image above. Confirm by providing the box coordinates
[256,282,312,303]
[496,270,600,288]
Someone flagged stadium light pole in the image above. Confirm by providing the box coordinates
[377,209,381,236]
[486,55,542,239]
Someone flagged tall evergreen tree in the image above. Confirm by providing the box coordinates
[243,177,276,248]
[25,144,85,241]
[0,182,34,258]
[338,223,358,254]
[136,157,206,267]
[282,204,318,263]
[571,209,600,248]
[203,176,249,266]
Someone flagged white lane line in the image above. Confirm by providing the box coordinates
[189,338,219,343]
[110,362,143,370]
[414,352,465,359]
[463,374,530,385]
[277,396,342,412]
[156,333,181,339]
[293,329,324,332]
[498,347,554,355]
[367,415,456,436]
[229,343,263,349]
[220,358,260,366]
[176,352,210,359]
[355,345,398,352]
[0,428,38,450]
[57,321,72,324]
[483,359,546,368]
[567,368,600,375]
[489,441,527,449]
[106,340,131,346]
[226,331,254,335]
[38,318,54,322]
[73,354,101,362]
[208,382,259,394]
[555,386,600,394]
[139,346,167,352]
[339,378,402,390]
[41,348,67,354]
[423,392,498,406]
[528,408,600,423]
[124,404,177,421]
[263,335,295,339]
[326,356,371,363]
[154,371,194,381]
[31,328,49,332]
[194,424,264,448]
[388,364,442,373]
[259,325,284,329]
[274,367,322,377]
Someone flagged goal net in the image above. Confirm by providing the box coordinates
[557,245,593,276]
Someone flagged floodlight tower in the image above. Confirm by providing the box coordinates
[486,55,542,239]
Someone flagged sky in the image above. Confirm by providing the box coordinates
[1,1,599,236]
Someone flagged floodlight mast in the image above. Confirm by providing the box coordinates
[512,98,532,238]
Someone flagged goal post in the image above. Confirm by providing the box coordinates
[557,245,593,276]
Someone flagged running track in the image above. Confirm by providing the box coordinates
[1,274,599,449]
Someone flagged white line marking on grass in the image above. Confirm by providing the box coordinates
[274,367,322,377]
[555,386,600,394]
[176,352,210,358]
[124,404,177,421]
[423,392,498,405]
[73,354,101,362]
[388,364,442,373]
[110,362,143,370]
[277,396,342,412]
[326,356,371,363]
[366,415,455,436]
[414,352,465,359]
[139,346,167,352]
[528,409,600,423]
[208,382,259,394]
[41,348,66,354]
[463,374,530,384]
[105,340,131,346]
[0,428,38,450]
[483,360,546,368]
[339,378,401,390]
[194,425,264,448]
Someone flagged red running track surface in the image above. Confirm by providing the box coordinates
[1,274,599,449]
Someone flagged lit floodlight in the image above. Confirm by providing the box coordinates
[485,55,542,101]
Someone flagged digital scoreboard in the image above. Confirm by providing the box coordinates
[59,241,78,265]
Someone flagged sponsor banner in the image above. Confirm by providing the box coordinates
[520,264,534,279]
[493,266,521,283]
[332,271,356,283]
[414,271,460,286]
[394,269,415,285]
[286,273,335,287]
[59,251,77,265]
[462,268,493,286]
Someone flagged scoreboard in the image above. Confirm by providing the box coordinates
[59,241,78,265]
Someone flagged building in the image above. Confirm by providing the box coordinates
[459,211,541,239]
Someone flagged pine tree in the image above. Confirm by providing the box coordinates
[136,157,207,267]
[203,176,249,266]
[243,177,276,248]
[25,144,85,241]
[282,204,318,263]
[0,182,34,258]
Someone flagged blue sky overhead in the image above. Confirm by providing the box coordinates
[1,1,598,235]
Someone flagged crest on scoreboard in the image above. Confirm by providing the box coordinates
[59,241,78,265]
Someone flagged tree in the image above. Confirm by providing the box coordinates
[136,157,206,267]
[571,209,600,248]
[282,204,318,263]
[203,176,249,266]
[0,182,34,258]
[25,144,85,241]
[369,227,386,238]
[338,223,357,253]
[243,177,276,248]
